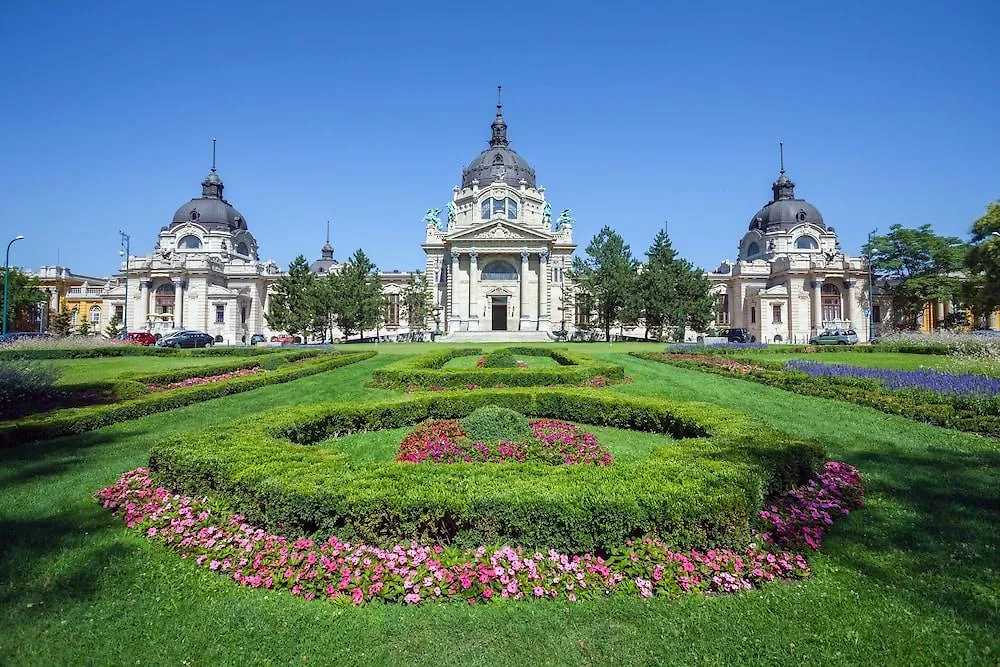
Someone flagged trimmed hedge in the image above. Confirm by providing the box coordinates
[0,345,325,361]
[372,347,623,388]
[634,352,1000,437]
[0,351,375,446]
[667,344,952,356]
[148,389,824,553]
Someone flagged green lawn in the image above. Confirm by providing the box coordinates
[442,354,561,369]
[47,356,246,385]
[1,348,997,664]
[736,350,1000,376]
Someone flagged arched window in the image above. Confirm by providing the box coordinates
[795,236,819,250]
[154,283,176,315]
[89,305,101,325]
[70,309,79,326]
[235,241,249,256]
[481,261,518,281]
[481,199,490,220]
[746,241,761,257]
[178,235,203,249]
[821,283,842,322]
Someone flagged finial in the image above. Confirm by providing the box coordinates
[497,85,502,114]
[779,141,784,175]
[326,220,330,244]
[211,138,217,173]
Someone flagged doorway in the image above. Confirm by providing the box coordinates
[491,297,508,331]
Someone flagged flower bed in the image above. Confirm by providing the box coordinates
[94,461,862,605]
[396,418,613,466]
[785,359,1000,397]
[147,367,263,391]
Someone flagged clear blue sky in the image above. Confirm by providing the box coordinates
[1,1,997,278]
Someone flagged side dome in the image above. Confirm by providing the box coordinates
[748,170,826,232]
[461,94,536,189]
[169,169,248,232]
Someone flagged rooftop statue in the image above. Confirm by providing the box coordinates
[556,208,574,230]
[446,201,457,227]
[423,208,442,228]
[542,202,552,225]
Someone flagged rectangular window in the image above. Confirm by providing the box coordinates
[873,305,881,323]
[114,305,124,321]
[751,306,756,324]
[71,309,79,326]
[772,304,782,323]
[715,295,730,326]
[507,198,518,219]
[574,295,591,327]
[493,198,506,215]
[481,199,490,219]
[215,305,225,324]
[241,306,247,324]
[386,293,400,327]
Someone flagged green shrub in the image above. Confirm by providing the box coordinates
[481,350,517,368]
[147,389,824,552]
[110,379,150,401]
[0,351,375,446]
[460,405,532,442]
[0,360,62,419]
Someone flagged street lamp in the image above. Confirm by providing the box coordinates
[119,231,130,332]
[432,305,442,339]
[866,228,877,342]
[3,235,25,335]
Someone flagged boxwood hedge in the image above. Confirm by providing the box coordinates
[0,344,324,361]
[148,389,824,553]
[0,351,375,446]
[371,346,624,388]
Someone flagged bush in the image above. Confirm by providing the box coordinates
[481,350,517,368]
[0,360,62,419]
[147,389,825,552]
[0,351,375,446]
[460,405,532,443]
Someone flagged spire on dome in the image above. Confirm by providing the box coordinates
[201,138,224,199]
[321,220,334,260]
[771,142,795,201]
[489,85,509,148]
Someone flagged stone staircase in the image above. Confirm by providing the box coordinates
[436,330,554,343]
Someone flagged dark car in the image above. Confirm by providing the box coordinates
[155,331,214,348]
[718,328,756,343]
[249,333,267,346]
[115,331,157,346]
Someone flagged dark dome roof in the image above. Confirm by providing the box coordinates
[461,100,536,189]
[169,169,248,232]
[748,171,826,232]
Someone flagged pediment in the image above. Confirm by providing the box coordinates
[484,286,513,296]
[447,221,553,243]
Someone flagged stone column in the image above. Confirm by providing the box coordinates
[519,251,530,330]
[449,252,461,331]
[468,250,479,330]
[538,250,549,331]
[935,300,945,328]
[139,280,150,329]
[811,278,823,331]
[844,279,855,326]
[173,278,184,328]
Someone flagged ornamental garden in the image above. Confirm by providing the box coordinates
[1,337,998,663]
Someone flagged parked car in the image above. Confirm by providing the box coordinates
[810,328,859,345]
[249,333,267,346]
[270,334,301,344]
[717,328,756,343]
[115,331,156,346]
[155,330,215,348]
[0,331,51,345]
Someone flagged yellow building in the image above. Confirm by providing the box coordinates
[30,265,114,333]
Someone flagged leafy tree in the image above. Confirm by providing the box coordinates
[309,272,340,343]
[50,308,73,337]
[568,226,638,342]
[331,249,382,341]
[0,267,45,331]
[964,202,1000,327]
[402,271,433,332]
[638,231,716,341]
[75,319,92,336]
[104,314,123,338]
[265,255,317,338]
[862,224,969,328]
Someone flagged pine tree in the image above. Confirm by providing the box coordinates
[568,226,638,342]
[331,249,382,341]
[50,309,73,337]
[76,319,92,336]
[638,230,715,341]
[265,255,317,338]
[104,314,123,338]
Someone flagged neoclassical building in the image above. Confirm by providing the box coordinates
[707,163,871,344]
[423,97,575,336]
[103,163,282,343]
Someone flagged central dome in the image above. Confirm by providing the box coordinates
[170,169,248,232]
[748,170,826,232]
[461,96,536,189]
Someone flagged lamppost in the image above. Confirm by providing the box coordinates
[3,235,25,335]
[119,231,130,333]
[866,228,877,342]
[557,305,568,339]
[432,305,442,339]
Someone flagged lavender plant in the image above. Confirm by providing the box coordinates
[785,359,1000,397]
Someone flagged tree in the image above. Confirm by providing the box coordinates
[50,308,72,337]
[0,267,45,331]
[402,271,433,333]
[331,249,382,341]
[637,231,716,341]
[265,255,317,338]
[104,314,123,338]
[568,226,638,342]
[862,224,969,328]
[75,319,91,336]
[964,202,1000,327]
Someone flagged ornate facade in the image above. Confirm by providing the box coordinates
[423,96,575,335]
[707,163,872,343]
